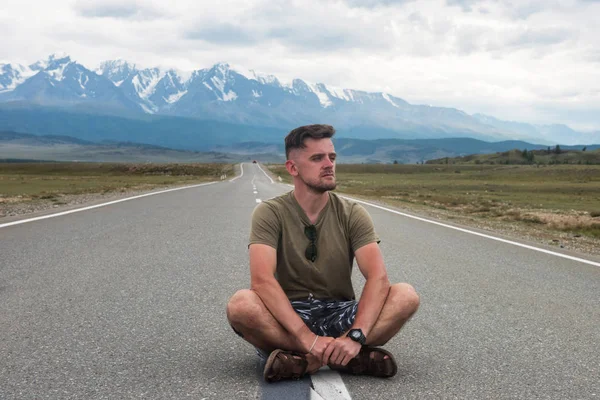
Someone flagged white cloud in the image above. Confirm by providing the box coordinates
[73,0,166,20]
[1,0,599,130]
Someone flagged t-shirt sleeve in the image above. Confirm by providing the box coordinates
[349,204,380,251]
[248,202,280,249]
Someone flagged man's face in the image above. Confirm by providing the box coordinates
[287,138,337,193]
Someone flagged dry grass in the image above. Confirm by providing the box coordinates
[0,162,234,215]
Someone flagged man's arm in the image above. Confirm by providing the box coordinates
[322,242,390,366]
[351,242,391,337]
[249,243,320,353]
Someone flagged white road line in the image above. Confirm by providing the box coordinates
[230,163,244,182]
[341,195,600,268]
[0,182,217,229]
[310,388,326,400]
[310,368,352,400]
[275,181,599,266]
[256,163,274,184]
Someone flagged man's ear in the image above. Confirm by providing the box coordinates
[285,159,298,176]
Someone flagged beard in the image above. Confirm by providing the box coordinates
[300,173,337,193]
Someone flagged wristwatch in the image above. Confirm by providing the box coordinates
[347,328,366,345]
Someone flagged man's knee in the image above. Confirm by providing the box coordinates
[389,283,420,317]
[226,289,263,326]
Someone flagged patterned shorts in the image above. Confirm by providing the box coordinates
[253,296,358,360]
[290,296,358,338]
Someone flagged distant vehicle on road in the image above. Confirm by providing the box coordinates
[252,160,257,163]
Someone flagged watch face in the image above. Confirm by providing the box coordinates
[349,329,364,343]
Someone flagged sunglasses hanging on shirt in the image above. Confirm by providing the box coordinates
[304,225,318,262]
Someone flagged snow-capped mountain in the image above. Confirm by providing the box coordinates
[0,55,142,112]
[96,59,137,86]
[97,60,189,113]
[1,54,598,145]
[0,63,36,93]
[97,60,165,112]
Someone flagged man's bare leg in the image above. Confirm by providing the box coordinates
[365,282,420,346]
[227,283,419,372]
[226,289,322,373]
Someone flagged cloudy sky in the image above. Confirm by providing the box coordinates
[1,0,599,131]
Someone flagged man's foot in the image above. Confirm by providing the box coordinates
[263,349,309,382]
[329,346,397,378]
[305,352,322,374]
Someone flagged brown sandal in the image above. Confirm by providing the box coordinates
[329,346,397,378]
[263,349,309,383]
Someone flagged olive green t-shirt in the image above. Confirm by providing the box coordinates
[249,191,380,301]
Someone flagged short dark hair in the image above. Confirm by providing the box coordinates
[284,124,336,159]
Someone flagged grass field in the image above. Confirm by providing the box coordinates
[267,163,600,239]
[2,162,599,247]
[0,162,234,206]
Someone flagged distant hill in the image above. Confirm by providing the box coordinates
[0,131,282,163]
[3,130,599,164]
[0,131,95,145]
[209,137,598,164]
[426,146,600,165]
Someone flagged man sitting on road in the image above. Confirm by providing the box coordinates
[226,124,420,382]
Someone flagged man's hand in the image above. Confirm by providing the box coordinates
[322,336,362,366]
[300,334,335,365]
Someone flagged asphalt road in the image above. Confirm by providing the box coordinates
[1,163,599,399]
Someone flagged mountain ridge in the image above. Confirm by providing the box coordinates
[2,54,598,146]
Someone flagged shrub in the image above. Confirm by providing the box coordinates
[563,223,600,238]
[520,215,544,224]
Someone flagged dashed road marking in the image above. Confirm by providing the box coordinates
[310,388,326,399]
[310,368,352,399]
